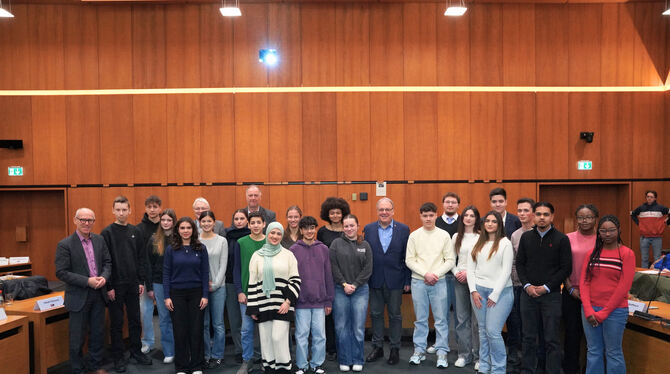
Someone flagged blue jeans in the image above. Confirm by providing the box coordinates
[472,285,513,374]
[204,286,226,359]
[581,306,627,374]
[453,278,478,361]
[640,236,662,268]
[295,308,326,369]
[140,287,155,347]
[411,278,449,355]
[333,284,369,366]
[153,283,175,357]
[240,303,256,361]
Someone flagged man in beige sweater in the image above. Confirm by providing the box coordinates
[405,202,456,369]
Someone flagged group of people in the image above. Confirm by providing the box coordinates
[55,185,649,374]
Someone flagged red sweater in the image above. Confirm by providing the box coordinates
[579,245,635,323]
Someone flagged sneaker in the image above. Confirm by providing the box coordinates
[312,367,326,374]
[409,351,426,365]
[352,365,363,372]
[237,360,251,374]
[474,360,480,371]
[141,344,150,354]
[454,357,467,368]
[296,368,308,374]
[426,345,437,354]
[193,371,203,374]
[163,356,174,364]
[339,365,350,372]
[436,354,448,368]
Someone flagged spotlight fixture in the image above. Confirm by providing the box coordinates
[444,0,467,17]
[259,49,279,67]
[664,0,670,15]
[0,0,14,18]
[219,0,241,17]
[580,131,594,143]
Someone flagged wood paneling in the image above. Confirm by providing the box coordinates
[403,3,437,85]
[233,3,269,87]
[268,93,303,182]
[632,93,664,179]
[267,185,304,225]
[503,93,536,179]
[199,3,233,88]
[301,93,337,181]
[97,5,132,88]
[268,3,302,87]
[568,93,602,179]
[535,5,569,85]
[63,5,99,89]
[204,185,237,226]
[303,184,338,226]
[66,96,101,185]
[536,93,569,179]
[336,93,370,181]
[369,93,404,181]
[0,4,30,89]
[502,4,535,86]
[436,6,470,86]
[470,4,502,86]
[0,97,33,186]
[199,94,235,183]
[436,93,470,181]
[234,93,269,182]
[31,97,67,185]
[569,5,602,86]
[66,187,103,234]
[99,96,134,184]
[403,93,438,180]
[165,4,201,88]
[132,5,166,88]
[469,93,503,181]
[166,94,201,183]
[599,93,633,178]
[335,3,370,86]
[301,4,336,86]
[632,2,666,86]
[28,4,64,89]
[132,95,167,183]
[369,4,404,85]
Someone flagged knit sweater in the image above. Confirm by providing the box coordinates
[406,227,456,280]
[290,240,335,308]
[163,244,210,299]
[579,245,635,322]
[329,236,373,287]
[466,238,514,303]
[451,232,480,274]
[631,201,670,237]
[516,226,572,292]
[246,248,301,323]
[566,231,596,291]
[436,216,458,237]
[101,223,146,289]
[234,235,266,295]
[200,234,228,291]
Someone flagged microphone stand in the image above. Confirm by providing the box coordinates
[633,253,668,321]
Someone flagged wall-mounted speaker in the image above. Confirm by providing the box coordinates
[0,140,23,149]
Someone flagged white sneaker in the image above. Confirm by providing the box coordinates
[163,356,174,364]
[409,351,426,365]
[295,369,307,374]
[177,372,186,374]
[426,345,437,354]
[454,357,467,368]
[474,360,480,371]
[141,344,150,354]
[352,364,363,372]
[193,371,203,374]
[339,365,350,372]
[436,354,448,368]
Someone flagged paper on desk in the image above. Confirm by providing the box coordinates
[638,269,663,274]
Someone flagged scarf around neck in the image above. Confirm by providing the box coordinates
[257,222,284,298]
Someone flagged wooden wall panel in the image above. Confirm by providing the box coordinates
[535,5,569,85]
[369,93,404,181]
[369,3,404,85]
[301,4,336,86]
[569,5,602,86]
[28,4,64,89]
[404,93,438,180]
[600,4,636,86]
[470,4,502,86]
[632,2,666,86]
[469,93,503,181]
[166,95,201,183]
[502,93,536,179]
[268,3,302,87]
[337,184,375,227]
[167,186,202,221]
[100,96,134,184]
[165,5,201,88]
[502,4,535,86]
[302,93,337,181]
[436,93,471,181]
[403,3,437,85]
[97,5,132,89]
[199,94,235,183]
[266,185,304,225]
[133,95,167,183]
[0,97,33,186]
[536,93,569,179]
[568,93,602,179]
[632,93,664,179]
[600,93,633,178]
[31,97,67,185]
[0,5,30,89]
[66,96,101,185]
[132,5,166,89]
[436,8,470,86]
[63,5,99,89]
[233,4,269,87]
[66,188,104,234]
[335,4,370,86]
[268,93,303,182]
[234,94,269,182]
[336,93,371,181]
[199,3,233,87]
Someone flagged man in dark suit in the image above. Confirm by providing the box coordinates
[55,207,112,374]
[363,197,411,365]
[193,197,226,235]
[490,187,522,239]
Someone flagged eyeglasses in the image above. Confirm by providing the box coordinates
[377,208,393,212]
[576,216,595,222]
[598,228,618,234]
[76,217,95,224]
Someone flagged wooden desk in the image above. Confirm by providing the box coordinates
[5,291,69,374]
[624,300,670,374]
[0,262,32,277]
[0,315,30,374]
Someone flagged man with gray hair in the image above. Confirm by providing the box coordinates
[363,197,411,365]
[238,185,276,226]
[193,197,226,235]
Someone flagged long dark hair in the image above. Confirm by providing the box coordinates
[171,217,203,251]
[454,205,481,252]
[585,215,623,280]
[153,208,177,256]
[471,211,505,262]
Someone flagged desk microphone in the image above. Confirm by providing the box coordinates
[633,252,667,321]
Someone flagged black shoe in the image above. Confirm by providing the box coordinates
[208,358,223,369]
[387,348,399,365]
[326,352,337,361]
[130,352,152,365]
[235,353,244,364]
[365,347,384,363]
[113,359,127,373]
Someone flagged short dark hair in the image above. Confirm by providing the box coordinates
[299,216,318,229]
[113,195,129,207]
[533,201,555,213]
[319,197,351,223]
[489,187,507,200]
[199,210,216,221]
[646,190,657,198]
[420,202,438,213]
[248,211,265,223]
[442,192,460,204]
[517,198,535,207]
[144,195,162,206]
[575,204,599,217]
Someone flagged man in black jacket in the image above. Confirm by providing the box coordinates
[515,202,572,374]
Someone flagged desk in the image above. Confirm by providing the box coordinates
[0,315,30,374]
[624,300,670,374]
[5,291,69,374]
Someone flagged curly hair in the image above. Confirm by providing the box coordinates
[319,197,351,223]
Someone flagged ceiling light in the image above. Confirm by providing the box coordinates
[259,49,279,67]
[444,0,467,17]
[0,0,14,18]
[220,0,241,17]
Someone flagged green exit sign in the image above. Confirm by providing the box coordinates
[8,166,23,176]
[577,161,593,170]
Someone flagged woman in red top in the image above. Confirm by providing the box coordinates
[579,215,635,374]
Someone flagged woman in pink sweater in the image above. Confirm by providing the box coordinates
[579,215,635,374]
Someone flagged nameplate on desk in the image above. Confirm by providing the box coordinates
[34,296,64,311]
[628,299,648,314]
[9,257,29,265]
[0,308,6,321]
[0,257,8,266]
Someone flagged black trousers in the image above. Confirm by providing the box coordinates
[325,313,336,354]
[561,288,584,374]
[370,286,403,349]
[108,283,142,359]
[171,287,205,372]
[69,289,106,374]
[520,291,561,374]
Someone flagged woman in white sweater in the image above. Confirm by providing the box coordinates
[467,211,514,374]
[198,211,229,369]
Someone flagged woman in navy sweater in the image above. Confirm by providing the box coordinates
[163,217,210,374]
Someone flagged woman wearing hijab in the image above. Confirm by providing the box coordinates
[246,222,301,374]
